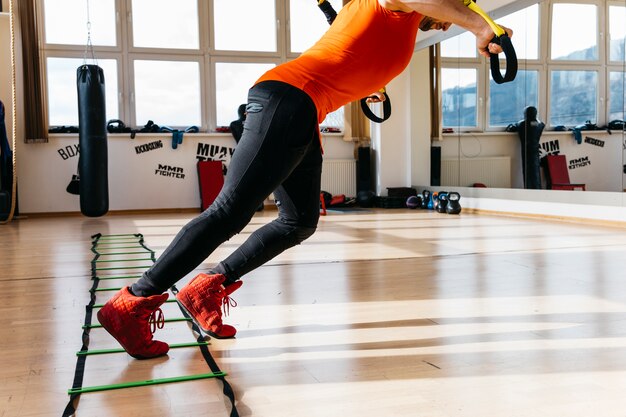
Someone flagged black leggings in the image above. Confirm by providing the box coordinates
[132,81,322,297]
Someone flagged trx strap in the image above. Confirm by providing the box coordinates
[463,0,517,84]
[316,0,392,123]
[317,0,337,25]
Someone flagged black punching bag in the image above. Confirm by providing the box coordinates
[517,106,544,189]
[77,65,108,216]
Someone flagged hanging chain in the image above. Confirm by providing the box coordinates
[83,0,97,65]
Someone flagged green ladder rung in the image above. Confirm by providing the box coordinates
[92,299,176,309]
[95,258,154,263]
[77,341,209,356]
[95,241,143,245]
[94,246,146,250]
[96,251,152,256]
[95,239,141,243]
[96,234,141,239]
[67,371,226,395]
[84,317,192,329]
[99,233,141,236]
[95,274,143,281]
[92,287,123,292]
[95,265,152,271]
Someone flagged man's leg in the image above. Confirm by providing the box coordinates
[210,135,323,285]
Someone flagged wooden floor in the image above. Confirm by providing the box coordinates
[2,208,626,417]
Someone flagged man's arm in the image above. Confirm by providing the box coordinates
[380,0,511,57]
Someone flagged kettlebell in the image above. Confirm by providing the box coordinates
[446,192,462,214]
[436,192,449,213]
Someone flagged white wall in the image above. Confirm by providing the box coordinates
[15,133,353,214]
[370,67,413,195]
[410,48,432,189]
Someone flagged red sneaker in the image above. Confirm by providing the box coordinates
[96,287,169,359]
[176,273,242,339]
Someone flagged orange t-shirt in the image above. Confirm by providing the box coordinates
[256,0,422,123]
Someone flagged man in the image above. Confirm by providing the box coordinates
[98,0,512,359]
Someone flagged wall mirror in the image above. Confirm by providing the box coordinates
[435,1,626,193]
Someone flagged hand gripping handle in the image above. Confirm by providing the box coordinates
[464,0,518,84]
[359,91,392,124]
[489,33,517,84]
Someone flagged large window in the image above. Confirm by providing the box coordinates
[46,58,119,125]
[609,4,626,63]
[215,62,275,126]
[609,3,626,123]
[441,1,626,130]
[551,3,597,61]
[490,70,538,127]
[42,0,345,131]
[442,68,478,128]
[134,60,202,126]
[497,5,539,60]
[131,0,199,49]
[43,0,116,46]
[550,70,598,125]
[290,0,342,53]
[213,0,276,52]
[441,31,476,58]
[609,71,626,121]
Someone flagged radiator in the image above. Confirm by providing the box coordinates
[441,157,511,188]
[321,159,357,197]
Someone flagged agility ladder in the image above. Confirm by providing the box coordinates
[63,233,239,417]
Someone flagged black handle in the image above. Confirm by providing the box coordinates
[489,34,517,84]
[359,92,392,123]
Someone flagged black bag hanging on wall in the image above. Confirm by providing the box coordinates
[77,64,109,217]
[0,100,13,219]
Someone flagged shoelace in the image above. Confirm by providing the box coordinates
[220,289,238,317]
[148,308,165,334]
